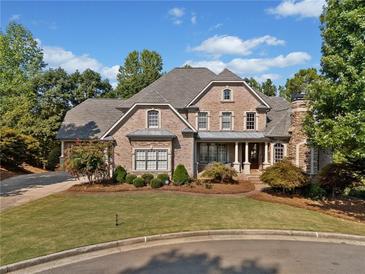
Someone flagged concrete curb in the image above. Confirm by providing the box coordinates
[1,229,365,273]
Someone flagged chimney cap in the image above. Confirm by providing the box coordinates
[291,93,305,102]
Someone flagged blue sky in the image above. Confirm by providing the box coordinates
[1,0,325,86]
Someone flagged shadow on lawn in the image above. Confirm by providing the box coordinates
[119,249,278,274]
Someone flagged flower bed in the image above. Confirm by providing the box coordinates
[68,181,255,194]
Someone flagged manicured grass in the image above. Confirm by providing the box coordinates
[1,192,365,265]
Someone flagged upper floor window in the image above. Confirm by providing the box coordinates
[222,89,232,101]
[221,112,232,130]
[198,112,208,130]
[246,112,256,130]
[147,110,159,128]
[274,143,284,163]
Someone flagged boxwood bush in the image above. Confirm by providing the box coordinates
[172,164,190,185]
[142,173,154,185]
[113,166,127,183]
[133,177,145,188]
[125,174,137,184]
[202,162,237,183]
[157,173,169,183]
[260,159,308,192]
[150,178,163,189]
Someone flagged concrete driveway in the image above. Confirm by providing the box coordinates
[37,240,365,274]
[0,172,78,211]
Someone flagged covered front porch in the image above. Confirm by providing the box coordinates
[195,131,282,175]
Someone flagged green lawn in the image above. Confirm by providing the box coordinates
[1,192,365,265]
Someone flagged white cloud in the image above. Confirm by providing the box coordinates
[191,35,285,57]
[10,14,21,21]
[209,23,223,31]
[168,7,185,18]
[168,7,185,25]
[191,14,197,24]
[42,44,119,86]
[267,0,325,18]
[254,73,281,82]
[184,51,311,75]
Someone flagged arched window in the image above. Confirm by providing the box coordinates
[222,89,232,101]
[274,143,284,163]
[147,110,159,128]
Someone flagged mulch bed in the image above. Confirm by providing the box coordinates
[68,181,255,195]
[250,191,365,223]
[0,164,46,181]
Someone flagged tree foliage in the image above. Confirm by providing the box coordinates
[0,23,114,168]
[260,159,308,192]
[305,0,365,166]
[279,68,320,100]
[0,128,40,166]
[115,50,163,98]
[244,77,277,96]
[64,142,112,183]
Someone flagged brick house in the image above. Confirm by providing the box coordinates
[57,67,331,177]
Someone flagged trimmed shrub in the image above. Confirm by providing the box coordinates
[202,162,237,183]
[133,177,145,188]
[126,174,137,184]
[150,178,163,189]
[142,173,154,184]
[260,159,308,192]
[303,182,326,200]
[157,173,169,183]
[46,146,61,171]
[172,164,190,185]
[113,166,127,183]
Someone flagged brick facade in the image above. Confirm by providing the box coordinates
[186,83,267,131]
[112,105,195,176]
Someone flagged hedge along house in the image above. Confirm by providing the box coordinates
[57,67,331,178]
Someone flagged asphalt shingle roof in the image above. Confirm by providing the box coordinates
[57,67,292,140]
[126,128,176,140]
[57,99,124,140]
[197,131,267,141]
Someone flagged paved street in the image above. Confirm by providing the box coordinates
[39,240,365,274]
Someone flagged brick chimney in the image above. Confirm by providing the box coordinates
[287,99,312,173]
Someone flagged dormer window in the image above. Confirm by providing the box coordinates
[147,110,159,128]
[222,89,232,101]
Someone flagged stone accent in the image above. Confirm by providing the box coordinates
[112,105,195,176]
[187,83,267,131]
[287,100,311,172]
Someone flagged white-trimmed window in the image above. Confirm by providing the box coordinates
[221,112,232,130]
[222,89,232,101]
[246,112,256,130]
[147,110,159,128]
[199,143,228,163]
[197,112,208,130]
[274,143,284,163]
[135,149,168,171]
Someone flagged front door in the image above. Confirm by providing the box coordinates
[249,143,259,169]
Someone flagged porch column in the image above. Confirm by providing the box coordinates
[243,141,250,175]
[263,142,270,169]
[233,142,241,172]
[59,141,65,169]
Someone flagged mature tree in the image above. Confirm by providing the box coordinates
[70,69,112,106]
[279,68,320,100]
[115,50,163,98]
[306,0,365,167]
[261,79,277,96]
[0,22,44,97]
[243,77,261,92]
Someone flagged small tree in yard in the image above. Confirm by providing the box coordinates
[260,159,308,193]
[64,142,111,183]
[318,163,362,198]
[202,162,237,183]
[173,164,190,185]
